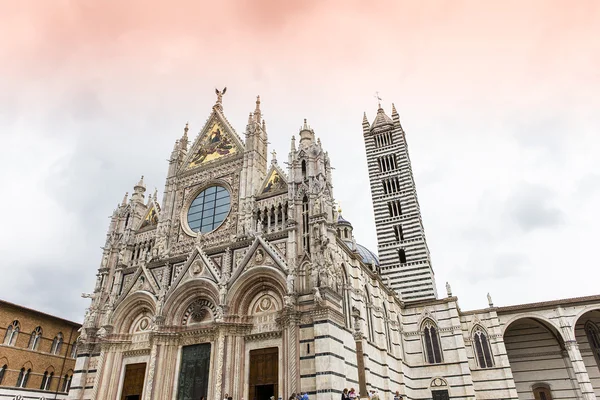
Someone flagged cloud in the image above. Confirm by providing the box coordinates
[506,184,565,232]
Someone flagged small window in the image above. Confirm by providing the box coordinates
[301,160,307,180]
[3,320,20,346]
[432,390,449,400]
[423,320,443,364]
[40,371,48,390]
[398,249,407,264]
[533,386,553,400]
[0,364,6,385]
[70,340,78,358]
[16,367,30,388]
[61,374,72,392]
[51,333,64,355]
[473,326,494,368]
[394,225,404,242]
[28,326,43,350]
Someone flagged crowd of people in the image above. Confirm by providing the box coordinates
[219,388,405,400]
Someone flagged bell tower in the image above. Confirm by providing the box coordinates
[363,103,438,301]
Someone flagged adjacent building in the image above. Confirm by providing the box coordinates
[69,91,600,400]
[0,299,80,400]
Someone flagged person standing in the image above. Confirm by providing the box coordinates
[341,388,349,400]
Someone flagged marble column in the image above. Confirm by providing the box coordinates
[144,341,159,400]
[213,329,227,400]
[564,340,595,400]
[354,334,368,400]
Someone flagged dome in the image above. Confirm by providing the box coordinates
[343,240,380,266]
[356,243,380,266]
[337,214,352,226]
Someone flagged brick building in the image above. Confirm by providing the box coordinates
[0,299,80,400]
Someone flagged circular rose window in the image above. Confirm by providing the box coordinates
[187,186,231,233]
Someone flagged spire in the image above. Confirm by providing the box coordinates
[121,192,129,207]
[370,107,393,131]
[153,187,158,202]
[180,122,189,150]
[290,135,296,151]
[299,118,315,146]
[132,176,146,203]
[391,103,398,117]
[254,95,262,124]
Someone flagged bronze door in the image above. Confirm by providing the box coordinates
[177,343,212,400]
[120,363,147,400]
[249,347,278,400]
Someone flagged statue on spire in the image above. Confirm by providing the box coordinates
[214,87,227,110]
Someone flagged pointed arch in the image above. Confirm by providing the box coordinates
[383,302,392,352]
[28,326,43,350]
[472,325,494,368]
[51,333,63,355]
[364,285,375,341]
[3,320,20,346]
[422,318,443,364]
[0,363,7,385]
[584,321,600,370]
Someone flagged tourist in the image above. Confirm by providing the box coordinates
[224,393,229,400]
[341,388,349,400]
[349,388,357,399]
[393,391,402,400]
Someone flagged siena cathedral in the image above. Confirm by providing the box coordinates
[70,90,600,400]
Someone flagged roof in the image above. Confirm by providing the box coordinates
[344,240,380,266]
[337,214,352,226]
[371,107,393,130]
[0,299,82,327]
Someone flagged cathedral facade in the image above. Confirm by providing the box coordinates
[69,91,600,400]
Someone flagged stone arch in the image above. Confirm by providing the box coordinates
[22,361,33,370]
[162,278,219,326]
[44,365,56,373]
[228,266,286,316]
[504,316,578,399]
[573,305,600,333]
[500,313,562,337]
[573,308,600,381]
[112,291,157,333]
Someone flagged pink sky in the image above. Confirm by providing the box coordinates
[1,1,599,320]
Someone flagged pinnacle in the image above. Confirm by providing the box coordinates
[391,103,398,116]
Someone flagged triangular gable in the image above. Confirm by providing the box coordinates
[181,110,244,172]
[114,265,159,308]
[229,236,288,285]
[165,245,222,298]
[258,164,288,197]
[139,201,160,230]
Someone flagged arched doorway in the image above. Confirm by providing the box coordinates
[574,309,600,397]
[504,317,579,399]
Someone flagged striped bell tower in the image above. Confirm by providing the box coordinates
[363,102,438,301]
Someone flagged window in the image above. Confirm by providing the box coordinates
[3,320,20,346]
[473,326,494,368]
[398,249,407,264]
[51,333,63,355]
[388,200,402,217]
[374,132,393,148]
[302,195,310,253]
[187,186,231,233]
[585,322,600,369]
[533,385,553,400]
[28,326,43,350]
[40,371,48,390]
[377,154,398,173]
[16,367,30,388]
[61,374,72,392]
[393,225,404,242]
[0,364,6,385]
[301,160,307,180]
[70,340,78,358]
[432,390,449,400]
[423,320,443,364]
[382,177,400,195]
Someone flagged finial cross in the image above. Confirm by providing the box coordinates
[374,91,382,107]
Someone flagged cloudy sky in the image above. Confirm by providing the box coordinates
[1,1,599,322]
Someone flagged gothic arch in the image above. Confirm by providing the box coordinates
[112,291,157,333]
[162,279,219,325]
[228,266,286,316]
